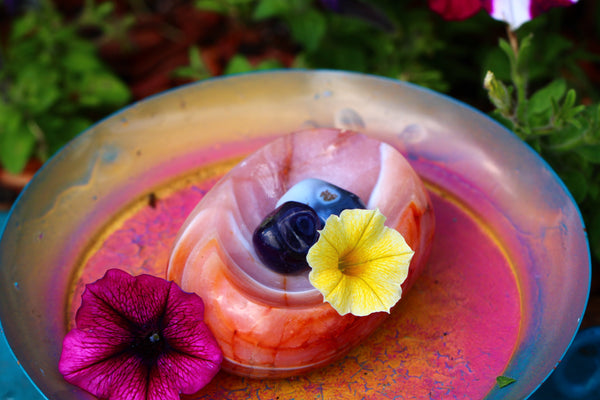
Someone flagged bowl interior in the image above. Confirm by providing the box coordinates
[0,70,590,399]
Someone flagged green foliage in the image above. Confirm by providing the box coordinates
[192,0,447,91]
[485,33,600,263]
[3,1,597,266]
[496,376,517,388]
[77,0,135,45]
[223,55,283,74]
[194,0,256,20]
[0,0,131,173]
[172,47,212,81]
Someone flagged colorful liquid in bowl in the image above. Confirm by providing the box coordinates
[68,155,521,398]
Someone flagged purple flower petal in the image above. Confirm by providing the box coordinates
[428,0,491,21]
[530,0,578,19]
[76,269,171,330]
[160,283,223,393]
[320,0,341,12]
[59,269,222,400]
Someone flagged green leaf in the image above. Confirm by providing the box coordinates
[194,0,229,13]
[94,1,115,18]
[528,79,566,115]
[496,376,516,388]
[556,90,585,122]
[10,12,38,40]
[76,73,131,108]
[498,39,516,68]
[189,46,203,69]
[9,65,61,114]
[255,59,283,70]
[576,145,600,164]
[223,54,282,74]
[195,0,256,14]
[223,55,254,74]
[171,66,201,80]
[172,47,211,81]
[61,46,103,73]
[253,0,289,19]
[563,88,577,110]
[292,53,309,68]
[39,116,92,158]
[0,114,36,174]
[287,9,326,52]
[516,34,533,73]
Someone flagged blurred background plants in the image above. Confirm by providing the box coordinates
[0,0,598,266]
[0,0,132,174]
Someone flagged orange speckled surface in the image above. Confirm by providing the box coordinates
[69,171,520,399]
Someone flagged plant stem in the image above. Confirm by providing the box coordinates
[27,120,48,161]
[506,25,519,55]
[506,27,529,130]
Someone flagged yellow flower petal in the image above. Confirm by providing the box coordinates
[307,209,414,316]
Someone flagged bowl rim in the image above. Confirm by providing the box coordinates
[0,69,591,400]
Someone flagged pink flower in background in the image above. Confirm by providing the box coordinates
[428,0,492,20]
[429,0,579,29]
[59,269,222,400]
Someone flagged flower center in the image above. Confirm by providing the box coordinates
[149,332,160,343]
[338,252,366,276]
[132,330,166,365]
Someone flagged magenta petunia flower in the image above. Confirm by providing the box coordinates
[58,269,223,400]
[428,0,492,20]
[429,0,578,29]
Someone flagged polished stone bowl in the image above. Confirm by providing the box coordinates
[0,70,590,399]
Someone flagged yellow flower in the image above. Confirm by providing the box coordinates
[307,208,414,317]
